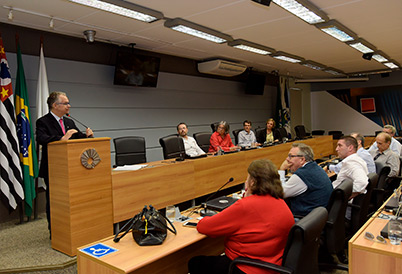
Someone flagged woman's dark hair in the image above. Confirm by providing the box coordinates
[247,159,284,199]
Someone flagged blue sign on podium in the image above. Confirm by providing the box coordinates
[80,243,118,258]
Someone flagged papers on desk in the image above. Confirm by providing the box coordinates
[113,164,147,171]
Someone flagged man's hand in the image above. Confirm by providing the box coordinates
[86,127,94,137]
[61,129,78,141]
[280,159,290,170]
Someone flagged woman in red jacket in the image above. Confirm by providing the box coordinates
[188,159,294,274]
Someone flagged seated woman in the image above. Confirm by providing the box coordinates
[257,118,280,144]
[188,159,295,274]
[209,121,239,152]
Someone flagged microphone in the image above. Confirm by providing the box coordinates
[65,113,89,128]
[200,177,234,217]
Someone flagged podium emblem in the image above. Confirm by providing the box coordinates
[81,148,101,169]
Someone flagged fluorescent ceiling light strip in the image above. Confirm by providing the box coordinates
[324,69,343,76]
[171,25,227,43]
[349,42,374,54]
[273,55,302,63]
[383,62,399,69]
[233,45,271,55]
[273,0,326,24]
[303,63,324,70]
[320,27,354,42]
[372,54,388,62]
[69,0,159,22]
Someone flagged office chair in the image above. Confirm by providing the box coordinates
[328,131,343,139]
[347,173,377,235]
[319,179,353,271]
[369,162,390,216]
[232,129,242,145]
[275,127,289,141]
[311,130,325,135]
[159,134,185,160]
[229,207,328,274]
[193,132,212,153]
[255,127,265,144]
[113,136,146,167]
[210,122,219,133]
[294,125,307,139]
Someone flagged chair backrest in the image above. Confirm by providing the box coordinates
[312,130,325,135]
[294,125,306,139]
[232,129,242,145]
[113,136,146,166]
[193,132,212,153]
[324,179,353,254]
[255,127,265,143]
[275,127,288,141]
[370,163,390,215]
[350,173,377,234]
[159,134,185,160]
[210,122,219,133]
[328,131,343,139]
[282,207,328,274]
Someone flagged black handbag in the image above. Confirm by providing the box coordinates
[113,205,177,246]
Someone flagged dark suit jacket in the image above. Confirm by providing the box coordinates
[36,113,87,179]
[256,127,281,144]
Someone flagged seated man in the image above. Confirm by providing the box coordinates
[369,125,402,156]
[369,132,400,177]
[328,133,376,174]
[279,143,333,216]
[177,122,205,157]
[331,136,369,199]
[237,120,260,148]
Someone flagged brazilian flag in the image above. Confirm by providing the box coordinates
[14,40,39,217]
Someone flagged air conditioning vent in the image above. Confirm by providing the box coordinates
[197,59,247,77]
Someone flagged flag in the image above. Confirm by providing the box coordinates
[0,36,24,212]
[35,43,49,190]
[15,40,39,217]
[275,76,291,135]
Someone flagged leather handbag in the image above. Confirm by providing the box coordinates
[113,205,177,246]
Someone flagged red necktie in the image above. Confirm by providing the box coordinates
[59,119,66,134]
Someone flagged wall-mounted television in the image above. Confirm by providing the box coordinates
[245,71,266,95]
[114,52,161,87]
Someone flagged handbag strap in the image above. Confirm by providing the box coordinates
[149,205,177,235]
[113,206,147,243]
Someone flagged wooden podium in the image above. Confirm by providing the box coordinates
[48,137,113,256]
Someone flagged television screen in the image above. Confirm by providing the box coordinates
[245,72,266,95]
[114,52,160,87]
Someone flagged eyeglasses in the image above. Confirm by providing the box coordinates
[57,102,70,106]
[364,231,387,244]
[287,154,304,158]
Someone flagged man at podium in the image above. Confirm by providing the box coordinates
[36,91,93,236]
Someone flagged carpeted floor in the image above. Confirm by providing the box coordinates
[0,214,76,274]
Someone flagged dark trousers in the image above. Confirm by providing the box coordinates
[188,255,245,274]
[44,176,51,232]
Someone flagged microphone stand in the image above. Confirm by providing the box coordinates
[200,177,234,217]
[65,114,88,128]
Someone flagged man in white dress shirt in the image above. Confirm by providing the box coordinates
[237,120,260,148]
[328,133,376,174]
[369,125,402,156]
[177,122,205,157]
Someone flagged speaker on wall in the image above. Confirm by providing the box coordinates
[245,71,266,95]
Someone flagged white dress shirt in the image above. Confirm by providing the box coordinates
[181,136,205,157]
[238,130,257,147]
[329,147,376,174]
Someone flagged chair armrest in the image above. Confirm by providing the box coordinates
[229,257,293,274]
[347,203,361,210]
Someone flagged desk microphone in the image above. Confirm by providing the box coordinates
[65,113,89,128]
[200,177,234,217]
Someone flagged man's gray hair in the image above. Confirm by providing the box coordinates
[291,143,314,162]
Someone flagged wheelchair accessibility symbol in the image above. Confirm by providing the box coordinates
[81,243,118,258]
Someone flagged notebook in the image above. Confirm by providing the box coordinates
[205,196,238,211]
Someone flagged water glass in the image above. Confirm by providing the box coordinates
[388,219,402,245]
[166,205,175,222]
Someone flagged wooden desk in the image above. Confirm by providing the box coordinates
[349,197,402,274]
[112,135,333,223]
[77,218,224,274]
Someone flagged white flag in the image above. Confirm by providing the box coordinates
[36,44,49,189]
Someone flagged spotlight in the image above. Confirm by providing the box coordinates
[49,18,54,29]
[8,9,13,21]
[362,52,373,61]
[251,0,272,6]
[83,30,96,43]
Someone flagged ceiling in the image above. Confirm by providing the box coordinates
[1,0,401,79]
